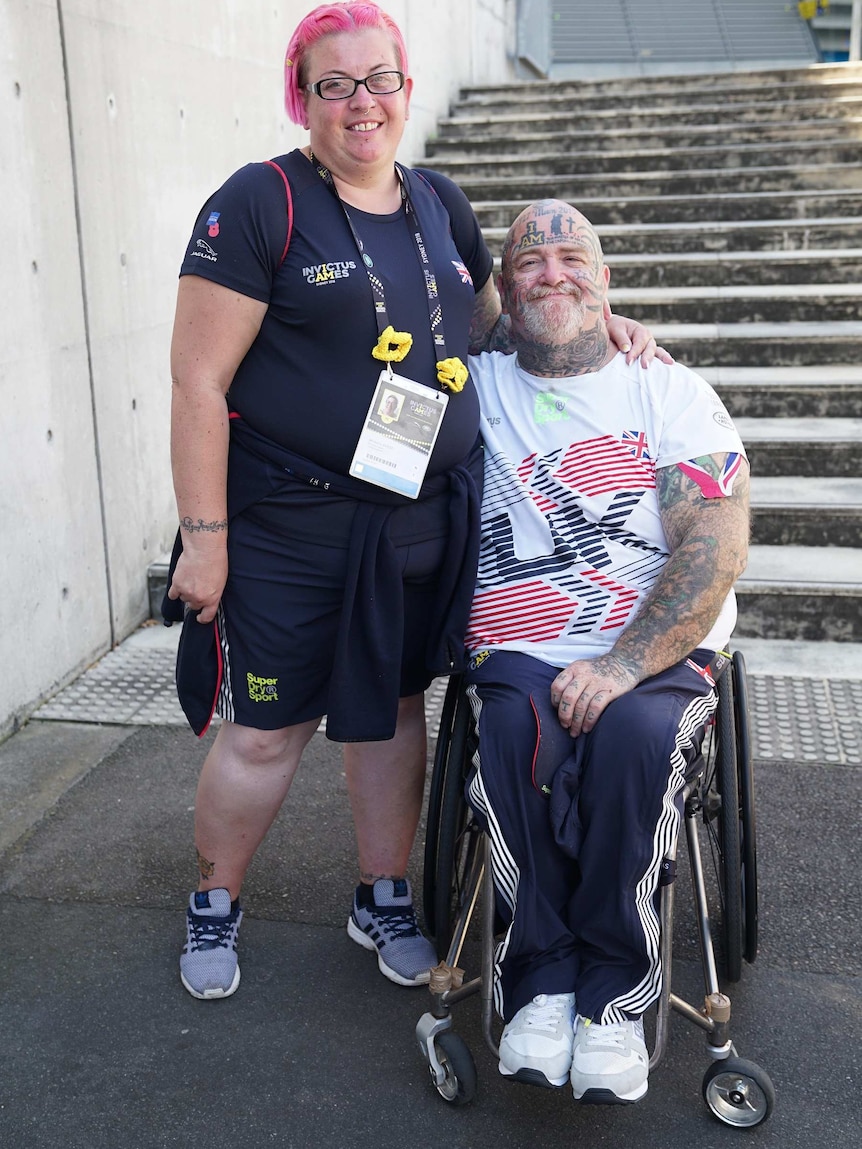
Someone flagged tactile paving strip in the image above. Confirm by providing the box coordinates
[748,675,862,765]
[34,643,862,765]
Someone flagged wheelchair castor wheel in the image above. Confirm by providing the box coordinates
[430,1030,477,1105]
[702,1056,775,1127]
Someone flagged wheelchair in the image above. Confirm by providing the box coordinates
[415,650,775,1128]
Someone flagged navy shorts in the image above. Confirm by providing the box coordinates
[205,482,453,735]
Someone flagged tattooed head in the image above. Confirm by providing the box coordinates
[498,200,613,377]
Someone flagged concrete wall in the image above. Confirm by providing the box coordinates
[0,0,514,740]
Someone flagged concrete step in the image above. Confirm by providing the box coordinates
[735,416,862,477]
[611,249,862,289]
[428,117,862,158]
[736,545,862,642]
[492,248,862,290]
[456,63,862,103]
[607,282,862,325]
[428,139,862,180]
[650,321,862,367]
[724,636,862,680]
[469,189,862,229]
[448,162,862,204]
[618,249,862,289]
[702,366,862,418]
[482,217,862,256]
[749,478,862,548]
[439,95,862,137]
[452,77,862,117]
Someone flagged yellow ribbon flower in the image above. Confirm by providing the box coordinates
[372,326,413,363]
[436,357,468,393]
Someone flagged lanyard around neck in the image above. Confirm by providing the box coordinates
[309,154,450,362]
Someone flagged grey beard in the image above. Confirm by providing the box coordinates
[514,296,612,377]
[521,294,587,344]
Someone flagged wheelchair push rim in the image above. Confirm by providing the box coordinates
[424,676,482,956]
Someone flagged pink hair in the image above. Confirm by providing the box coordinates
[284,2,409,127]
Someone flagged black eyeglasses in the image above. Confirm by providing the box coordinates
[306,70,405,100]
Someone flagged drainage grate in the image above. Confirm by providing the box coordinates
[33,640,862,766]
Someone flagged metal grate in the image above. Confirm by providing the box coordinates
[549,0,818,65]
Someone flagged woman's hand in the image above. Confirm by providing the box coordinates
[167,541,228,625]
[605,305,674,367]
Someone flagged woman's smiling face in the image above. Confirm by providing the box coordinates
[301,27,412,178]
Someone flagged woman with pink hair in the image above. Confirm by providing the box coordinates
[167,1,660,1002]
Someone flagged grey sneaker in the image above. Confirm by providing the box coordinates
[180,888,242,1000]
[570,1015,649,1103]
[347,878,437,986]
[498,992,577,1088]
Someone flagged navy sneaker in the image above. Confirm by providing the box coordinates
[347,878,437,986]
[180,888,242,1000]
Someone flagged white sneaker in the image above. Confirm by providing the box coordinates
[498,993,576,1088]
[570,1015,649,1103]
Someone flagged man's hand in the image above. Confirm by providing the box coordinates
[550,653,640,737]
[604,306,674,367]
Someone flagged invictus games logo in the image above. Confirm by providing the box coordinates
[534,392,569,425]
[247,673,278,702]
[303,260,356,285]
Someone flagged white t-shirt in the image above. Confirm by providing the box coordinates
[466,351,747,667]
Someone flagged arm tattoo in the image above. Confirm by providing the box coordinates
[484,314,516,354]
[180,516,228,535]
[609,455,750,680]
[468,278,509,354]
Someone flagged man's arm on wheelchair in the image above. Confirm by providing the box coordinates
[550,453,751,736]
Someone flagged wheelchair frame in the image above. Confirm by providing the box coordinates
[415,651,775,1128]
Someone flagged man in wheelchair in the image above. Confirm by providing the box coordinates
[463,200,750,1104]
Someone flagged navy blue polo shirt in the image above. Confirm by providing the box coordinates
[180,149,493,478]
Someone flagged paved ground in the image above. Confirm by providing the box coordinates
[0,624,860,1148]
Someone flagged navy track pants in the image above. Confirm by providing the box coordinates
[464,648,718,1025]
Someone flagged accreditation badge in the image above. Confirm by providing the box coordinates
[349,370,449,498]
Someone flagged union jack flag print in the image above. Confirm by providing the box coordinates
[621,429,651,460]
[677,452,743,499]
[452,260,474,286]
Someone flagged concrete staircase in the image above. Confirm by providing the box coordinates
[425,63,862,649]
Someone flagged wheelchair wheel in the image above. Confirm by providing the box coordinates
[429,1030,477,1105]
[424,677,481,953]
[702,1056,775,1127]
[703,665,743,983]
[733,651,759,965]
[423,676,463,941]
